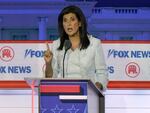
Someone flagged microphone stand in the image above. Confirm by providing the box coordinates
[63,50,68,78]
[62,40,71,78]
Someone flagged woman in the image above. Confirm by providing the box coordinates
[44,5,108,90]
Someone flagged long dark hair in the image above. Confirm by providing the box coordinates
[57,5,90,50]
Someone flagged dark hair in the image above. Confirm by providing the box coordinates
[57,5,90,50]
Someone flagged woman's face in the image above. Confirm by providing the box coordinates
[63,13,81,37]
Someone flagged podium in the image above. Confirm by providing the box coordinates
[25,78,104,113]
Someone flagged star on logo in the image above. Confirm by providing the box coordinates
[67,105,79,113]
[40,105,48,113]
[51,105,63,113]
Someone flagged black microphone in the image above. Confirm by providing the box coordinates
[63,40,72,78]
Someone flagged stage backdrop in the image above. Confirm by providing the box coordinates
[0,41,149,81]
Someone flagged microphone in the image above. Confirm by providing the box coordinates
[63,40,71,78]
[64,40,72,51]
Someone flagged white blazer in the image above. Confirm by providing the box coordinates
[51,35,108,89]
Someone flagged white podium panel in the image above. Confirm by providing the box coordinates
[0,108,38,113]
[104,89,150,113]
[0,90,38,113]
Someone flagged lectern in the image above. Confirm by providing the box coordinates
[25,78,104,113]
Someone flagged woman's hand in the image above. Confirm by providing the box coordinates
[95,82,103,90]
[44,43,53,78]
[44,43,53,64]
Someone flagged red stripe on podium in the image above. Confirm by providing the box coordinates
[0,81,30,88]
[40,85,80,93]
[108,81,150,89]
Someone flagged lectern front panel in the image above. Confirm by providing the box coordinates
[39,80,88,113]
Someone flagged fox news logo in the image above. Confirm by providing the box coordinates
[0,66,31,74]
[24,49,44,58]
[0,46,14,62]
[108,49,150,58]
